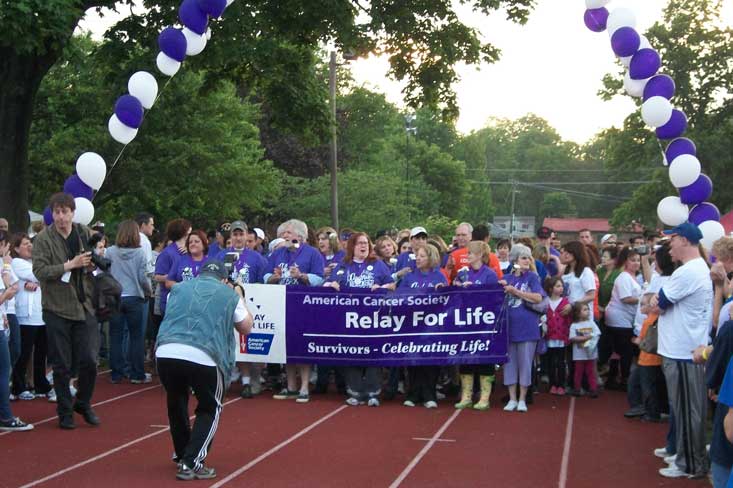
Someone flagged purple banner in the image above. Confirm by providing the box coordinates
[285,285,508,366]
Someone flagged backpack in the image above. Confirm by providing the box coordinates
[92,271,122,320]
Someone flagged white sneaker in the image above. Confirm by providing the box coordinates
[659,465,692,478]
[517,401,528,412]
[503,400,518,412]
[424,400,438,409]
[18,390,35,401]
[403,400,415,407]
[653,447,670,458]
[664,454,676,465]
[47,389,57,403]
[46,371,54,385]
[229,371,241,383]
[345,397,363,406]
[367,397,380,407]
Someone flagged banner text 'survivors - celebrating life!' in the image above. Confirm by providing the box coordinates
[235,285,508,366]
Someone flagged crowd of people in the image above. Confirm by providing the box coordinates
[2,194,733,484]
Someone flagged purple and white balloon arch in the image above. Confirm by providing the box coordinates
[584,0,725,249]
[51,0,726,250]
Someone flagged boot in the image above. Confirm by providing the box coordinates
[454,374,474,409]
[473,375,493,411]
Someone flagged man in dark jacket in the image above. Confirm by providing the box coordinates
[33,193,99,430]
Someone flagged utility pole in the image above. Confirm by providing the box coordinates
[329,51,339,231]
[404,114,416,218]
[510,179,517,242]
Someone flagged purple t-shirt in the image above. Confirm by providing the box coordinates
[456,264,499,286]
[267,243,324,286]
[155,242,186,313]
[504,271,543,343]
[167,255,206,283]
[331,259,394,289]
[395,251,417,272]
[208,242,222,259]
[398,269,448,289]
[216,247,267,283]
[323,249,345,268]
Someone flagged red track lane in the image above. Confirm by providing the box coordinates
[566,391,694,487]
[399,392,571,487]
[211,397,464,488]
[20,393,350,488]
[0,385,169,487]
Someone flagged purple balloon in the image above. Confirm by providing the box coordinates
[689,202,721,225]
[656,109,688,140]
[179,0,209,35]
[584,8,609,32]
[114,95,144,129]
[665,138,697,163]
[611,27,641,58]
[679,174,713,205]
[643,74,676,101]
[158,27,187,62]
[43,206,53,226]
[629,48,661,80]
[197,0,226,18]
[63,175,93,200]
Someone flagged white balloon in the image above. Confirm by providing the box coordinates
[206,28,212,41]
[76,152,106,190]
[128,71,158,109]
[607,8,637,36]
[72,198,95,226]
[226,0,235,6]
[641,96,673,127]
[108,114,138,145]
[699,220,725,250]
[156,52,181,77]
[182,27,207,56]
[585,0,609,8]
[669,154,702,188]
[657,196,689,226]
[639,35,652,50]
[624,72,650,97]
[619,55,632,67]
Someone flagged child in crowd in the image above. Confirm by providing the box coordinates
[544,277,571,395]
[569,302,601,398]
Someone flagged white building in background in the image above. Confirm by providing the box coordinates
[492,216,536,239]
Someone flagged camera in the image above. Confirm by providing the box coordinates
[633,245,649,256]
[223,252,239,281]
[87,236,111,271]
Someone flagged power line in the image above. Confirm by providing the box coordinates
[464,168,657,173]
[467,180,652,186]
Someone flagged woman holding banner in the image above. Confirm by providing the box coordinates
[398,244,447,408]
[501,244,544,413]
[324,232,395,406]
[453,241,499,410]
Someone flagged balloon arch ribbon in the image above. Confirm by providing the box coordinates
[50,0,725,249]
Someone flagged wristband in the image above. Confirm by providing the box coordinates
[702,347,710,361]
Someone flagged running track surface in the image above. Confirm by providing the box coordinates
[1,375,697,488]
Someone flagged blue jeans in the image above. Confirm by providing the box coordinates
[0,330,13,421]
[6,314,20,368]
[711,461,730,488]
[109,296,146,381]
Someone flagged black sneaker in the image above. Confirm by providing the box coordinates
[73,404,101,426]
[176,464,216,481]
[59,415,76,430]
[272,388,299,400]
[240,384,253,399]
[0,417,34,432]
[624,406,646,418]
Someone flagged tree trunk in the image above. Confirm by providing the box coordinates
[0,47,60,232]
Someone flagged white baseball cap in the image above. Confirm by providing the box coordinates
[410,226,428,238]
[254,227,265,240]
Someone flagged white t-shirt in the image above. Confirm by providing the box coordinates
[156,297,249,366]
[605,271,641,329]
[569,320,601,361]
[657,257,713,360]
[562,267,597,319]
[140,232,154,275]
[0,266,19,315]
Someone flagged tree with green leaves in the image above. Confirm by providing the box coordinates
[0,0,535,230]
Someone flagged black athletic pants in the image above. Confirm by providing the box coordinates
[406,366,440,403]
[157,357,223,472]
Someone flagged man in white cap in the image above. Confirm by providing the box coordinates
[393,226,429,281]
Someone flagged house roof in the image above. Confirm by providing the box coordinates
[543,218,610,233]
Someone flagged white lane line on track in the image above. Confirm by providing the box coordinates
[389,409,462,488]
[17,397,242,488]
[412,437,455,443]
[558,397,576,488]
[0,384,162,437]
[208,405,349,488]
